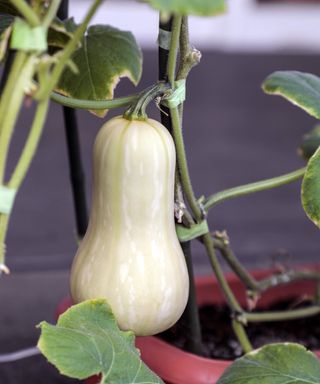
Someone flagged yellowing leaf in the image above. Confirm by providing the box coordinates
[56,25,142,117]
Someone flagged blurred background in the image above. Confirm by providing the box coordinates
[1,0,320,382]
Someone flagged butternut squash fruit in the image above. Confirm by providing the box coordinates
[70,116,189,336]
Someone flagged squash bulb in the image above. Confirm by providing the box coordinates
[70,116,189,336]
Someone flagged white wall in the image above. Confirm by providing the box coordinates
[70,0,320,53]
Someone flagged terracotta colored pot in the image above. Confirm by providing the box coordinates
[56,267,320,384]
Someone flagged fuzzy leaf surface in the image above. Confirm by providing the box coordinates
[56,25,142,117]
[38,299,163,384]
[145,0,226,16]
[217,343,320,384]
[263,71,320,119]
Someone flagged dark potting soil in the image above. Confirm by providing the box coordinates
[159,299,320,360]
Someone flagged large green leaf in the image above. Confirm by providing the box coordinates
[217,343,320,384]
[56,25,142,117]
[38,299,163,384]
[145,0,226,16]
[302,146,320,228]
[263,71,320,119]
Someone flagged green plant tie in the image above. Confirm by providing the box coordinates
[0,186,17,215]
[157,28,172,50]
[176,220,209,242]
[161,80,186,108]
[10,18,47,52]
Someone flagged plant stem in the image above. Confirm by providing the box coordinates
[202,232,252,352]
[0,51,27,130]
[245,306,320,322]
[158,14,204,356]
[171,107,202,220]
[10,0,41,27]
[35,0,103,100]
[42,0,63,30]
[258,270,320,291]
[203,234,242,312]
[8,99,50,189]
[0,99,50,269]
[204,167,305,212]
[231,320,252,353]
[0,52,35,184]
[124,82,170,120]
[213,238,260,291]
[166,15,182,86]
[176,17,201,82]
[50,91,137,110]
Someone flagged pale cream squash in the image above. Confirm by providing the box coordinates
[70,116,189,336]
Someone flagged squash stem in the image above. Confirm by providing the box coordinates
[213,237,260,292]
[50,91,138,110]
[0,52,34,184]
[202,233,253,353]
[10,0,41,27]
[166,15,182,86]
[8,99,50,190]
[165,14,253,354]
[245,306,320,322]
[42,0,63,30]
[204,167,306,212]
[159,14,205,356]
[170,107,202,221]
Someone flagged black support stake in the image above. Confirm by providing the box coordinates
[58,1,88,238]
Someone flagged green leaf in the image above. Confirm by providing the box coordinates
[38,299,163,384]
[302,146,320,228]
[217,343,320,384]
[299,124,320,160]
[47,19,75,50]
[263,71,320,119]
[145,0,226,16]
[56,25,142,117]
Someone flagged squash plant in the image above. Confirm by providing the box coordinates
[1,0,320,383]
